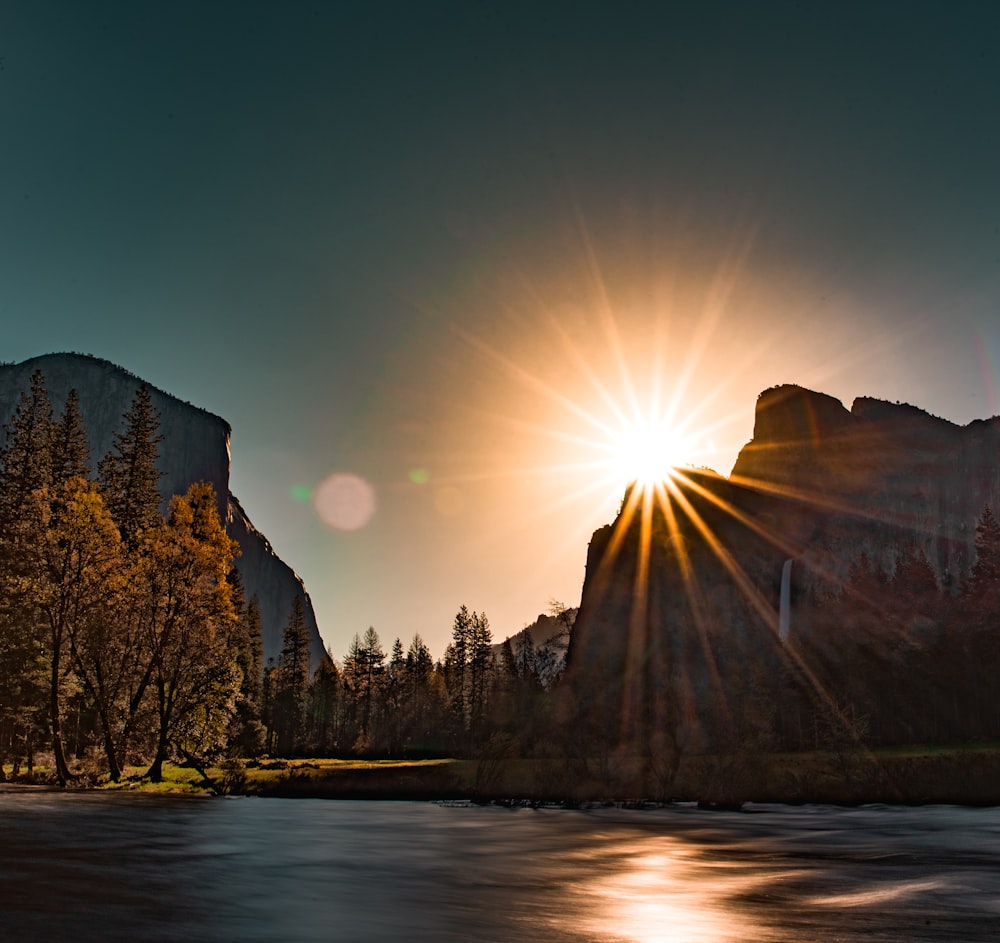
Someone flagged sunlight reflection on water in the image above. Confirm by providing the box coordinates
[2,793,1000,942]
[577,842,771,943]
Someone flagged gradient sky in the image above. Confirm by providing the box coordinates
[2,1,1000,660]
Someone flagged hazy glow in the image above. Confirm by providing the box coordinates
[434,484,464,516]
[313,473,377,531]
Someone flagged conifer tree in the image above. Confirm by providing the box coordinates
[468,610,493,741]
[50,389,90,486]
[98,386,163,548]
[443,606,473,741]
[274,596,312,755]
[965,505,1000,631]
[403,633,441,752]
[0,371,56,779]
[306,658,340,754]
[0,370,54,508]
[227,571,265,757]
[341,626,385,751]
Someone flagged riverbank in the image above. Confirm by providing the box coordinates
[6,745,1000,804]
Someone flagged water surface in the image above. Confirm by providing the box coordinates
[1,788,998,941]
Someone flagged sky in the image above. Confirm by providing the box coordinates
[2,1,1000,660]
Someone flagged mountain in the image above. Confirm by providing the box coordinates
[0,353,326,668]
[562,384,1000,760]
[496,609,575,688]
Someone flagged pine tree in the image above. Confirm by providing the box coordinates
[227,571,265,757]
[403,633,441,752]
[0,370,54,524]
[0,372,57,780]
[468,610,493,741]
[965,505,1000,630]
[50,389,90,486]
[341,627,385,751]
[98,386,164,548]
[274,596,312,755]
[444,605,472,725]
[306,658,340,754]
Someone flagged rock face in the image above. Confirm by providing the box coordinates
[562,385,1000,756]
[496,610,575,688]
[0,353,326,668]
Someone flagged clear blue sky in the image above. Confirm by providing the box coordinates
[2,1,999,659]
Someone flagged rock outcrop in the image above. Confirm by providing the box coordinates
[562,384,1000,757]
[0,353,326,668]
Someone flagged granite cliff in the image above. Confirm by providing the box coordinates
[0,353,326,668]
[563,385,1000,761]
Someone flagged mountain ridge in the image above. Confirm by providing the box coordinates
[0,352,326,668]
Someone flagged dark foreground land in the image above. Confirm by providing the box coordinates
[233,746,1000,805]
[6,744,1000,806]
[6,744,990,805]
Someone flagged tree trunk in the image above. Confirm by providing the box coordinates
[49,642,73,786]
[98,708,122,782]
[146,682,169,782]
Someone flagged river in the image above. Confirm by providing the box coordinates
[1,789,998,941]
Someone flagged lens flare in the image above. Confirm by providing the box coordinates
[313,473,376,531]
[610,417,698,489]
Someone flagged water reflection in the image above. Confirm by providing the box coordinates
[1,792,1000,942]
[578,842,777,943]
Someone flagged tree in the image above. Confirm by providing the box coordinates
[383,638,406,754]
[98,386,163,548]
[50,389,90,486]
[227,572,265,757]
[138,482,240,781]
[273,596,311,755]
[0,369,54,515]
[965,505,1000,622]
[0,371,53,778]
[401,634,444,755]
[31,478,125,781]
[342,627,385,752]
[306,658,340,754]
[468,610,493,741]
[442,606,494,752]
[443,606,473,741]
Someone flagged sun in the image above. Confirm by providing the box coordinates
[609,415,696,489]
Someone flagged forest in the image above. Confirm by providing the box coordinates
[3,369,1000,800]
[0,370,565,786]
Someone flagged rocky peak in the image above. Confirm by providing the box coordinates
[0,353,326,668]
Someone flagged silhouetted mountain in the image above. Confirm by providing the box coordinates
[562,385,1000,761]
[0,353,326,667]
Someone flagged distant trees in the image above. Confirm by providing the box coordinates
[965,505,1000,624]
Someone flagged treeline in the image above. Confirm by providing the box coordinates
[261,603,570,760]
[0,369,569,784]
[0,371,262,783]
